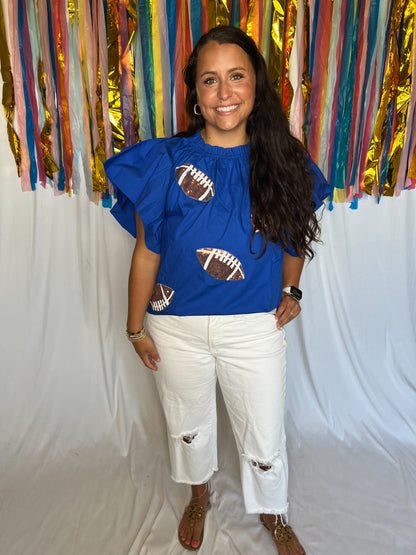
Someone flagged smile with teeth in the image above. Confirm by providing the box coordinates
[216,104,239,112]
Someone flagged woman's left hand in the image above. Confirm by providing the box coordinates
[275,292,301,329]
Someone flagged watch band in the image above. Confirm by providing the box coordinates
[282,286,302,301]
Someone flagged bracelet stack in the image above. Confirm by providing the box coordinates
[126,327,147,342]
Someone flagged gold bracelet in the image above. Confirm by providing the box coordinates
[126,326,144,336]
[126,327,146,342]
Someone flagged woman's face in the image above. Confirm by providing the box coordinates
[195,41,256,147]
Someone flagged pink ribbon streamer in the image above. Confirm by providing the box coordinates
[289,1,305,141]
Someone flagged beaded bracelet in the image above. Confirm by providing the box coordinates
[126,327,146,342]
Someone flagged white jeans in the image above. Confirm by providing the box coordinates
[146,311,288,515]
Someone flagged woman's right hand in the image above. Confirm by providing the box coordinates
[132,335,160,371]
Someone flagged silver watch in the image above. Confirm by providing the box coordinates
[282,286,302,301]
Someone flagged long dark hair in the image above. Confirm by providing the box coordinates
[182,25,321,259]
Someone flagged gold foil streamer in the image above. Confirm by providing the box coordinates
[107,0,124,153]
[269,0,299,122]
[68,0,79,26]
[409,145,416,179]
[126,0,138,28]
[216,0,230,27]
[384,0,415,195]
[38,60,58,177]
[269,0,285,96]
[0,0,21,175]
[207,0,217,30]
[246,0,258,45]
[93,63,107,194]
[363,0,405,196]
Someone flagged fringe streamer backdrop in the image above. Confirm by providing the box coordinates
[0,0,415,206]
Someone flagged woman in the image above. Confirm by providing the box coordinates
[105,25,330,554]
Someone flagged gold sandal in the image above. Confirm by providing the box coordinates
[260,514,305,553]
[178,501,209,551]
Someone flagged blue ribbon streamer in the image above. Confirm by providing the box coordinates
[190,0,202,43]
[330,0,360,191]
[231,0,240,27]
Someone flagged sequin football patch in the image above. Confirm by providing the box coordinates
[176,164,215,201]
[196,248,245,281]
[150,284,175,311]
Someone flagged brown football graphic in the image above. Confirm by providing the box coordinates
[176,164,215,201]
[150,284,175,311]
[196,248,245,281]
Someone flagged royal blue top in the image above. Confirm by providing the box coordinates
[104,132,331,316]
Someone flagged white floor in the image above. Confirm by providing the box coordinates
[2,394,415,554]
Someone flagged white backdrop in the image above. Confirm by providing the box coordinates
[0,103,415,553]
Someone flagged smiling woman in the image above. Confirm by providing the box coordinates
[195,41,256,147]
[104,25,331,554]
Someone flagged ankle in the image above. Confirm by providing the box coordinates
[191,482,209,503]
[261,513,287,529]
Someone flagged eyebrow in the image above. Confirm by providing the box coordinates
[199,66,248,77]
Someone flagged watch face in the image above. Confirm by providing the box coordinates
[290,286,302,301]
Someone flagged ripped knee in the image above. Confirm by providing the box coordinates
[242,450,284,474]
[170,428,200,446]
[251,460,272,472]
[182,432,198,444]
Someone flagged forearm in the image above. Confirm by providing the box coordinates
[282,251,305,288]
[275,252,304,329]
[127,215,160,332]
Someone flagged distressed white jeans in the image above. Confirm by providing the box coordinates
[146,311,288,515]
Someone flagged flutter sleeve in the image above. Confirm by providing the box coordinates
[104,139,170,254]
[307,156,333,210]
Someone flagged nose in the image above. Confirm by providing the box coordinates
[217,79,231,100]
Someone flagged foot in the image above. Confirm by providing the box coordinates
[178,483,210,550]
[260,514,305,554]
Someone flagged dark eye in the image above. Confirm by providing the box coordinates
[231,73,243,81]
[204,77,216,85]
